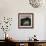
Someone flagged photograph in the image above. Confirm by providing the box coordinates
[18,13,34,29]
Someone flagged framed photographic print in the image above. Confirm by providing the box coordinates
[18,13,34,29]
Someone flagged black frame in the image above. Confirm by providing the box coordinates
[18,13,34,29]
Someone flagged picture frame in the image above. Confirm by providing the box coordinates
[18,13,34,29]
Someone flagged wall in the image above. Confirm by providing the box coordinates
[0,0,46,40]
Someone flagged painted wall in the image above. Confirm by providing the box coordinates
[0,0,46,40]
